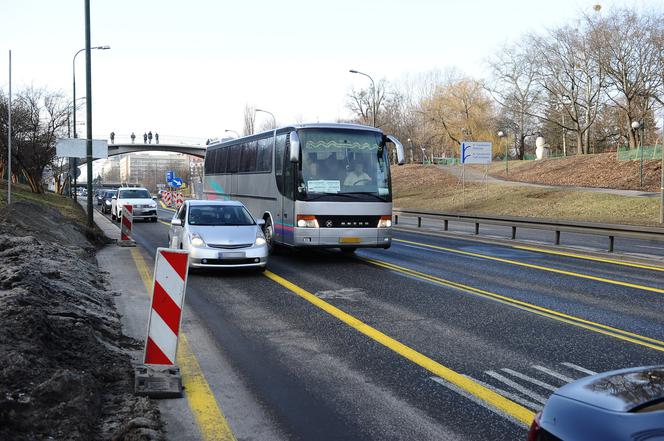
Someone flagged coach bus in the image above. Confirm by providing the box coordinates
[203,123,404,252]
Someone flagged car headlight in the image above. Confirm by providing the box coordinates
[378,215,392,228]
[190,234,205,247]
[255,235,267,246]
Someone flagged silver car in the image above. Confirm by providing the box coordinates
[168,200,268,270]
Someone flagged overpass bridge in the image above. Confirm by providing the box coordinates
[107,143,207,158]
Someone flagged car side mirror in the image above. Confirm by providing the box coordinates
[171,218,182,226]
[256,219,266,226]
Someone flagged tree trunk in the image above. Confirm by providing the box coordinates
[576,131,584,155]
[628,126,637,148]
[518,134,526,160]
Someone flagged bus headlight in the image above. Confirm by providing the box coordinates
[296,215,319,228]
[378,215,392,228]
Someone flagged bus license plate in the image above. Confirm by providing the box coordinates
[339,237,360,244]
[219,252,245,259]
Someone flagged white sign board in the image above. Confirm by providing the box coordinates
[461,142,492,164]
[56,138,109,159]
[307,180,341,193]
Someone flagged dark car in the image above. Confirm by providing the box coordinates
[527,365,664,441]
[95,189,104,205]
[100,190,117,214]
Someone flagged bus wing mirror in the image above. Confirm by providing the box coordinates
[289,131,300,163]
[386,135,405,165]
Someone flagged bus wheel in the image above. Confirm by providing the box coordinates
[264,218,277,254]
[340,247,357,254]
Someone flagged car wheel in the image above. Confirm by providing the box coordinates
[111,211,116,220]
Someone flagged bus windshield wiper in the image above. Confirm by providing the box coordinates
[345,192,386,201]
[305,192,358,201]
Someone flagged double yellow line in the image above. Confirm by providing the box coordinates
[394,238,664,295]
[363,256,664,353]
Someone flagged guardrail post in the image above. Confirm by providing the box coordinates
[511,226,517,240]
[418,216,422,228]
[609,236,614,253]
[394,214,398,225]
[555,230,561,245]
[474,223,479,235]
[444,219,448,231]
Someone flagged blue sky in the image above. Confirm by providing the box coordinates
[1,0,661,144]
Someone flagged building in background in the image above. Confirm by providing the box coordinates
[115,153,194,192]
[102,156,121,183]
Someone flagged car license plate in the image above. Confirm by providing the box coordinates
[339,237,360,244]
[219,252,245,259]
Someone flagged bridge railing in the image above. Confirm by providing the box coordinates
[392,208,664,253]
[106,133,208,146]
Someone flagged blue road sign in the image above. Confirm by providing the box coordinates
[166,170,174,182]
[170,177,183,188]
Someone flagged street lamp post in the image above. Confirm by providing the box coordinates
[255,109,276,129]
[349,69,376,127]
[632,120,644,187]
[72,44,109,199]
[498,130,508,175]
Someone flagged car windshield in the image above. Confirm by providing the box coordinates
[118,189,150,199]
[105,191,117,198]
[297,129,391,202]
[187,205,255,226]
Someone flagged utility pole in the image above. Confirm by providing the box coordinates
[85,0,94,227]
[7,50,12,205]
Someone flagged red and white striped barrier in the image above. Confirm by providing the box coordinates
[163,191,172,207]
[120,204,134,244]
[175,192,184,208]
[143,248,190,365]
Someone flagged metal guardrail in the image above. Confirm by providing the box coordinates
[392,208,664,252]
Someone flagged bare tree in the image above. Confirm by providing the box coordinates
[346,80,387,127]
[243,104,255,136]
[486,43,540,159]
[593,9,664,147]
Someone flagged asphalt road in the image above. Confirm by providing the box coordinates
[95,201,664,440]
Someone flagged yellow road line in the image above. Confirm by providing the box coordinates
[394,238,664,295]
[263,270,535,426]
[159,200,177,211]
[131,248,236,441]
[512,245,664,272]
[363,257,664,352]
[159,220,171,227]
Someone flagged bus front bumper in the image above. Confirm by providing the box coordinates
[293,227,392,248]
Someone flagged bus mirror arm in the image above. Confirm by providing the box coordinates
[289,131,301,163]
[386,135,405,165]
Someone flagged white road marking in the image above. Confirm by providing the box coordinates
[463,376,544,411]
[501,368,558,392]
[532,365,575,383]
[429,377,533,425]
[561,362,597,376]
[484,371,549,404]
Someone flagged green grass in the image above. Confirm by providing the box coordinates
[0,183,87,226]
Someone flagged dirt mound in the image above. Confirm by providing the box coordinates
[488,152,662,192]
[0,200,108,254]
[0,203,162,440]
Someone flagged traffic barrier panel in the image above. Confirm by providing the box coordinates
[118,204,136,247]
[135,248,190,398]
[163,191,172,207]
[175,192,184,208]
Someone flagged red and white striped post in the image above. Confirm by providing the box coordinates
[135,248,189,397]
[163,191,172,207]
[119,204,135,246]
[143,248,190,365]
[176,192,184,208]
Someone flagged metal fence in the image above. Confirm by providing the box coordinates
[392,208,664,253]
[617,145,663,161]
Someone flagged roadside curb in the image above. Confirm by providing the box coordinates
[394,225,664,268]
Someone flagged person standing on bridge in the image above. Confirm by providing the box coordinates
[110,131,115,144]
[148,131,153,144]
[131,132,136,143]
[155,133,159,144]
[143,133,148,144]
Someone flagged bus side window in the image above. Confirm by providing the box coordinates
[228,144,241,173]
[275,134,286,194]
[204,149,216,175]
[240,141,258,172]
[257,138,272,172]
[283,136,294,200]
[217,147,228,174]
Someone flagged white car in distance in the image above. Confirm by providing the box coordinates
[111,187,158,222]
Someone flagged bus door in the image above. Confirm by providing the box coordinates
[280,137,296,246]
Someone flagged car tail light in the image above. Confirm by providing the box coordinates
[297,215,319,228]
[526,412,542,441]
[377,215,392,228]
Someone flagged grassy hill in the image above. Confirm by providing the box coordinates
[484,152,662,192]
[391,165,660,226]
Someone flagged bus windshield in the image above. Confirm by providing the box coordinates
[297,128,391,202]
